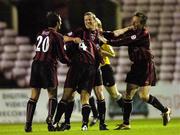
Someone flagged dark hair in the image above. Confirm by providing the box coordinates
[134,12,148,26]
[46,12,61,27]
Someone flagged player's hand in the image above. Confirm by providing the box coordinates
[98,35,107,44]
[73,37,82,44]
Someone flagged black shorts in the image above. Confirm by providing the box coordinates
[101,64,115,87]
[30,61,58,88]
[125,61,157,86]
[94,68,103,86]
[64,63,96,93]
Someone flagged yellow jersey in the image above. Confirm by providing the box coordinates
[100,43,115,66]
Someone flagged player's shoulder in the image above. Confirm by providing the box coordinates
[135,28,149,37]
[52,31,63,40]
[56,32,63,38]
[45,28,62,36]
[37,29,48,36]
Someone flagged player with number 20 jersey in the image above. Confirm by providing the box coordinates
[30,28,70,88]
[25,12,71,133]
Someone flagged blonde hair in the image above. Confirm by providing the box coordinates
[95,17,102,28]
[84,11,96,19]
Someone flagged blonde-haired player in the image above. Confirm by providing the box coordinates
[89,17,126,127]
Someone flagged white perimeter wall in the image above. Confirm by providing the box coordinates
[0,82,179,123]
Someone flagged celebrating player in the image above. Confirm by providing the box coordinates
[24,12,71,132]
[53,11,103,131]
[99,12,171,130]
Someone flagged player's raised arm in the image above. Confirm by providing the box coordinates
[63,35,82,44]
[108,29,149,47]
[113,26,134,37]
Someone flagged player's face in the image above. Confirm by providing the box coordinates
[84,15,96,31]
[131,16,142,30]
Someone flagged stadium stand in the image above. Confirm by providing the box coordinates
[173,42,180,83]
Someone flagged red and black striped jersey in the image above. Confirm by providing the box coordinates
[66,28,103,66]
[107,28,153,62]
[33,28,70,65]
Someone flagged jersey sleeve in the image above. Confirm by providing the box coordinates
[107,30,149,47]
[102,31,115,40]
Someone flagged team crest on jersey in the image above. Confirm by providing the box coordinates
[131,35,136,40]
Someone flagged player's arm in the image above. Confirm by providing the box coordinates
[113,26,134,37]
[63,35,81,44]
[101,31,114,39]
[99,30,148,47]
[101,26,133,38]
[56,36,71,64]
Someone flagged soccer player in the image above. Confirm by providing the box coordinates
[97,17,125,109]
[24,12,71,132]
[56,14,109,131]
[53,11,103,131]
[58,16,128,131]
[99,12,171,130]
[89,17,130,127]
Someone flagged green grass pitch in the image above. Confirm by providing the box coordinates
[0,118,180,135]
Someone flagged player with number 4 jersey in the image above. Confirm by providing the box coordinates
[53,12,103,131]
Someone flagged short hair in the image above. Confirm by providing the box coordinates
[134,12,148,26]
[46,12,61,27]
[84,11,96,19]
